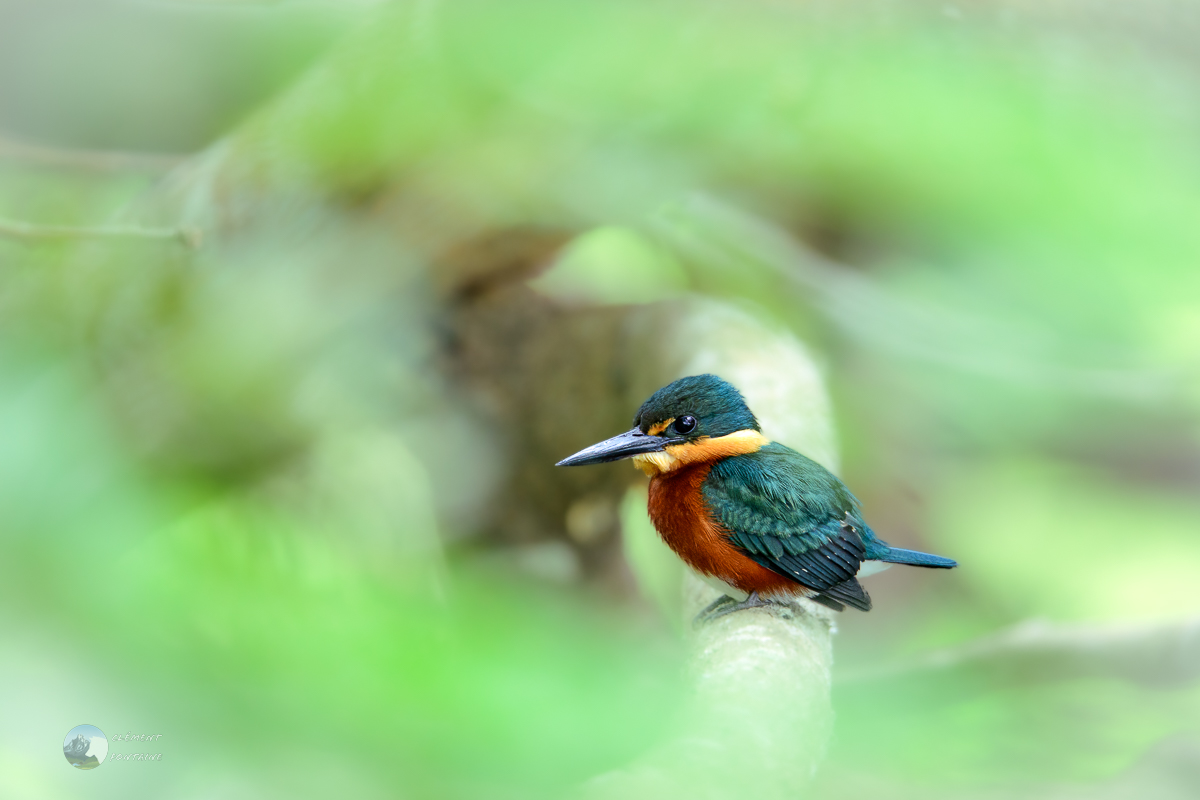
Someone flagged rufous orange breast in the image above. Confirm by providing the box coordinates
[646,462,802,599]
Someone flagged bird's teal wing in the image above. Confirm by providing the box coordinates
[702,442,873,611]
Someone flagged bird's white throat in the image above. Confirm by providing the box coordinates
[632,451,680,477]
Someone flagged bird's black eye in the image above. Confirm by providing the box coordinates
[675,415,698,434]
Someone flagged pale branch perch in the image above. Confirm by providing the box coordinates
[839,616,1200,689]
[0,217,200,248]
[583,585,837,800]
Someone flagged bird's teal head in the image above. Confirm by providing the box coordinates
[557,374,767,476]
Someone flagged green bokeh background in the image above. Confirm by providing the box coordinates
[2,1,1198,797]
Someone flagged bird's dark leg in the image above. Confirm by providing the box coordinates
[694,591,793,624]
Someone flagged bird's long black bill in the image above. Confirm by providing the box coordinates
[556,428,677,467]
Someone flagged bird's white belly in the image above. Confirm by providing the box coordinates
[688,554,890,605]
[692,559,890,602]
[856,561,892,578]
[692,569,750,602]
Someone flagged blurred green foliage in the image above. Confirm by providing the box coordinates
[0,344,683,798]
[2,0,1200,798]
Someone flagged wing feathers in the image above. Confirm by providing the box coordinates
[703,444,874,611]
[764,535,785,559]
[818,578,872,612]
[808,593,846,612]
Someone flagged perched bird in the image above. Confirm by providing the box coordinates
[557,374,956,617]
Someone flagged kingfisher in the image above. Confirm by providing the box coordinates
[557,374,957,617]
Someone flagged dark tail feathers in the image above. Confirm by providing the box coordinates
[871,546,957,569]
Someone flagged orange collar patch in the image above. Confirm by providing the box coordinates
[632,429,768,477]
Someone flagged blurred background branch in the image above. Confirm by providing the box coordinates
[842,616,1200,689]
[0,133,182,172]
[0,215,198,246]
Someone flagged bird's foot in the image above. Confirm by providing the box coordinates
[694,591,796,625]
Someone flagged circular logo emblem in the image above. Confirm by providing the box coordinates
[63,725,107,770]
